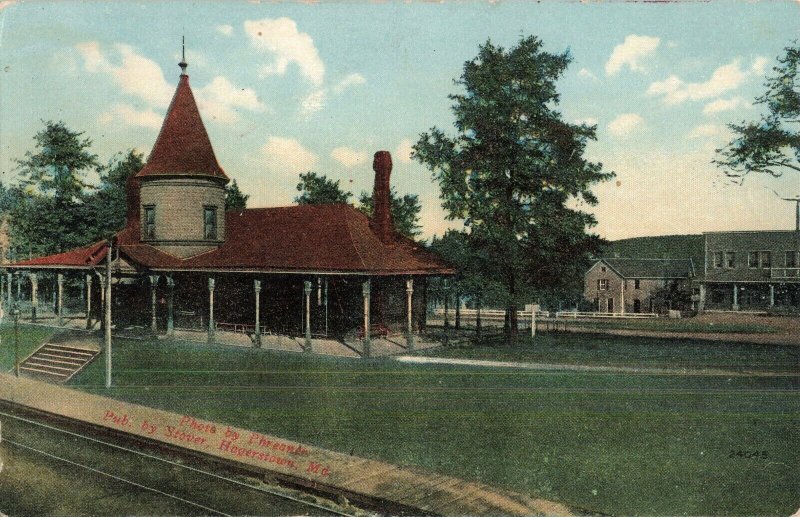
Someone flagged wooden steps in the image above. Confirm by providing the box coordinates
[18,343,99,383]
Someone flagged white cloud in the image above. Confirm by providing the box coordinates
[76,42,173,108]
[751,56,769,76]
[244,17,325,86]
[605,35,660,76]
[578,68,598,81]
[331,147,368,168]
[667,41,679,48]
[607,113,644,137]
[703,96,750,115]
[395,139,415,164]
[334,73,366,93]
[195,76,265,124]
[688,123,724,139]
[647,59,747,105]
[300,89,326,118]
[216,24,233,36]
[98,104,162,129]
[260,136,318,175]
[0,1,17,11]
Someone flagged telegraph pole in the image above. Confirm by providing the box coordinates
[105,240,112,389]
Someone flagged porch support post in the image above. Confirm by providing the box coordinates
[443,278,449,346]
[57,273,64,325]
[85,275,93,329]
[16,272,21,300]
[149,274,159,333]
[30,273,38,323]
[620,279,625,315]
[6,271,12,307]
[166,276,175,337]
[254,279,261,348]
[324,277,329,337]
[208,277,215,344]
[698,283,706,313]
[769,284,775,307]
[98,274,106,331]
[406,278,414,351]
[362,279,371,358]
[304,280,312,352]
[732,283,739,311]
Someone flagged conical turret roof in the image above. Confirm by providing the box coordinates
[136,74,228,182]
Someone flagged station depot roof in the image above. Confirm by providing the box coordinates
[7,204,454,276]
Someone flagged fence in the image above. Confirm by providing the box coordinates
[554,311,659,319]
[434,308,659,321]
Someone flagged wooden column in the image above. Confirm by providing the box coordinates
[16,272,21,301]
[104,243,112,389]
[442,278,449,346]
[254,279,261,348]
[30,273,38,323]
[57,273,64,325]
[732,283,739,311]
[166,276,175,337]
[304,280,312,352]
[406,278,414,351]
[324,277,329,337]
[362,279,371,358]
[769,284,775,307]
[6,272,12,307]
[208,277,215,344]
[149,274,159,333]
[620,279,625,315]
[85,274,93,329]
[98,274,106,331]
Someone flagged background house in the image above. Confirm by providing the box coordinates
[584,258,695,314]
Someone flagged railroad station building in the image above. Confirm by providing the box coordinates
[3,58,453,355]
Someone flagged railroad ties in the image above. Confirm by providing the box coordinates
[18,343,99,383]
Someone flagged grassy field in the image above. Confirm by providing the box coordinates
[0,324,55,371]
[557,318,780,334]
[425,332,800,372]
[58,331,800,516]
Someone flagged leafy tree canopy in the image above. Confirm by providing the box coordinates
[84,150,144,241]
[14,120,99,201]
[295,172,353,205]
[715,43,800,184]
[225,180,249,211]
[296,171,423,239]
[414,36,613,339]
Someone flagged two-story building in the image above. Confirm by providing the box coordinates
[698,231,800,311]
[584,258,695,314]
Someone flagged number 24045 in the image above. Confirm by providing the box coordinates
[728,450,768,459]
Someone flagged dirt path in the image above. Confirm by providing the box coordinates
[395,355,798,377]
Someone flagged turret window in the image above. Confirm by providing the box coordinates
[143,205,156,239]
[204,206,218,240]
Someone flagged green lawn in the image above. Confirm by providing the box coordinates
[558,319,779,334]
[64,334,800,516]
[424,332,800,372]
[0,324,55,371]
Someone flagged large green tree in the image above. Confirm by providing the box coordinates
[715,43,800,184]
[225,180,250,211]
[295,171,423,239]
[83,150,144,241]
[414,36,613,342]
[10,121,101,254]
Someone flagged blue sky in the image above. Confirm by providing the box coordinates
[1,1,798,240]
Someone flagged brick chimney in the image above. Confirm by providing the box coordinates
[371,151,394,243]
[125,175,141,232]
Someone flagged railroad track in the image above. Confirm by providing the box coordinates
[0,406,364,516]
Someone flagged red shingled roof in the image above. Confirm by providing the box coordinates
[9,205,453,276]
[9,241,108,268]
[136,74,228,181]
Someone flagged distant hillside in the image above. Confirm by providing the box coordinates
[603,235,705,271]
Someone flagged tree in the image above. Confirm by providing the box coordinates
[295,171,423,239]
[225,180,249,211]
[295,172,353,205]
[357,189,423,239]
[83,150,144,241]
[15,120,99,201]
[9,121,101,255]
[715,43,800,184]
[414,36,613,343]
